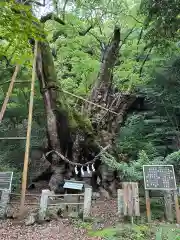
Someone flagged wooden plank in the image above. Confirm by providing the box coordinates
[64,194,79,213]
[0,65,20,123]
[49,193,84,197]
[127,183,133,216]
[0,172,13,191]
[39,189,49,220]
[173,190,180,224]
[9,202,39,206]
[0,190,10,218]
[164,191,173,222]
[83,187,92,219]
[20,40,38,215]
[117,189,124,215]
[10,193,41,197]
[122,183,128,216]
[0,137,27,140]
[145,190,151,222]
[132,182,140,216]
[48,203,84,206]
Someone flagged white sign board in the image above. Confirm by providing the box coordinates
[0,172,13,191]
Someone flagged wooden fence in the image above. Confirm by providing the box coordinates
[117,182,140,222]
[0,186,92,219]
[39,187,92,220]
[2,182,178,223]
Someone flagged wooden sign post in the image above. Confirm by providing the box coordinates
[118,182,140,223]
[143,165,179,224]
[0,172,13,218]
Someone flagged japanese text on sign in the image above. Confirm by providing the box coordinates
[0,172,13,190]
[143,165,177,190]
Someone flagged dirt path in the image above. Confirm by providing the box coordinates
[0,219,102,240]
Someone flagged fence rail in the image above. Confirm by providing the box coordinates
[1,183,179,221]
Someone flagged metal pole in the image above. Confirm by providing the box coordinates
[19,41,38,214]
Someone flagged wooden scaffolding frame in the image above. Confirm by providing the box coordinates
[0,41,38,215]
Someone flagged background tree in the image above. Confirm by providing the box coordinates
[0,0,180,194]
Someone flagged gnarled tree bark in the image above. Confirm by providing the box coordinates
[84,27,136,195]
[16,0,137,195]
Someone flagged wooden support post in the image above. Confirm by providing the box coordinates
[122,182,140,222]
[0,65,20,124]
[0,190,10,219]
[117,189,124,216]
[173,190,180,224]
[164,191,173,222]
[83,187,92,220]
[77,195,81,214]
[127,183,133,216]
[123,182,128,216]
[145,190,151,223]
[20,41,38,215]
[132,182,140,217]
[39,189,50,221]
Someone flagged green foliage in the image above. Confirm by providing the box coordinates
[88,227,117,238]
[0,0,45,65]
[155,227,180,240]
[112,53,180,181]
[140,0,180,42]
[88,225,153,240]
[87,224,180,240]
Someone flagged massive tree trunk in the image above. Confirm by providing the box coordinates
[35,41,72,192]
[16,0,137,194]
[33,28,136,194]
[34,41,100,192]
[84,27,136,195]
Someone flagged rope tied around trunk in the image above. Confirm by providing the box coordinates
[41,144,111,173]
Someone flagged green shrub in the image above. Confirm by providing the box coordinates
[88,225,153,240]
[88,224,180,240]
[155,227,180,240]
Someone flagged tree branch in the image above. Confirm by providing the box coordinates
[139,46,153,77]
[79,25,94,36]
[126,14,143,24]
[0,80,30,86]
[98,26,121,83]
[62,0,68,21]
[40,12,65,25]
[52,24,94,42]
[120,26,136,47]
[24,0,46,6]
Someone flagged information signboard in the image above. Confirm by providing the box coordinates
[63,180,84,191]
[0,172,13,190]
[143,165,176,190]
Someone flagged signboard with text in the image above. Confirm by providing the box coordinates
[0,172,13,190]
[143,165,177,190]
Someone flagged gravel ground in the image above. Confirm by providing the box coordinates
[0,199,118,240]
[0,219,103,240]
[0,181,119,240]
[91,199,119,227]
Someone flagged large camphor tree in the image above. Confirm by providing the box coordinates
[1,0,148,195]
